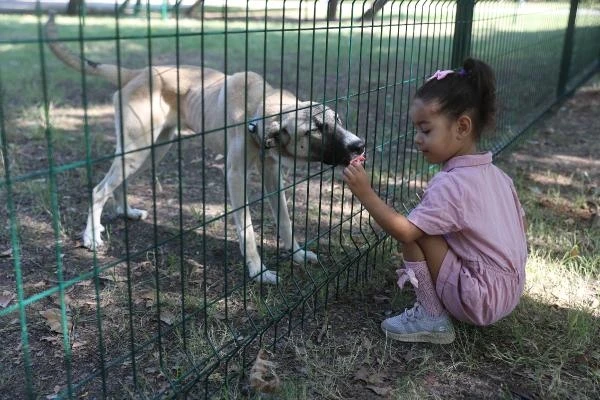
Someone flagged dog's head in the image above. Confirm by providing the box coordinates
[252,101,365,166]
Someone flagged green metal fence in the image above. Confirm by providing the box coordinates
[0,0,598,398]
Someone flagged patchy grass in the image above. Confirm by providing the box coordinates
[249,76,600,399]
[0,7,599,400]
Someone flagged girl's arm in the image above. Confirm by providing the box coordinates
[343,164,424,243]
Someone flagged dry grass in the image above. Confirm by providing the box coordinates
[241,76,600,400]
[1,11,598,400]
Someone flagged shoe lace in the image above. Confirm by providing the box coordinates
[399,302,423,322]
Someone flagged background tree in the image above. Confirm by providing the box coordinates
[327,0,339,21]
[66,0,84,15]
[359,0,389,21]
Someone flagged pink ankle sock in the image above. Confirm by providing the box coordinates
[403,260,446,317]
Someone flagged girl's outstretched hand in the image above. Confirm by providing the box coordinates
[342,163,373,200]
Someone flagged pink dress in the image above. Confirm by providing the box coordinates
[407,152,527,325]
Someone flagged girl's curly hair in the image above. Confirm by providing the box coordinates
[416,58,497,140]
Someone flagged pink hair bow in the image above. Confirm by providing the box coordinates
[427,69,455,82]
[396,268,419,289]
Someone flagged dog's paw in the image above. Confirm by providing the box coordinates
[293,249,318,265]
[117,206,148,221]
[82,230,104,250]
[129,208,148,220]
[251,268,278,284]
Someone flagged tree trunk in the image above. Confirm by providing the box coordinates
[186,0,204,17]
[359,0,389,21]
[327,0,339,21]
[66,0,84,15]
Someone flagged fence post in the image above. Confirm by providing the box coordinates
[451,0,475,68]
[557,0,580,98]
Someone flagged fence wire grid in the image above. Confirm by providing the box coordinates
[0,0,599,398]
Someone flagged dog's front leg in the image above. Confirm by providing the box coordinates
[82,162,122,249]
[226,149,278,284]
[262,158,318,266]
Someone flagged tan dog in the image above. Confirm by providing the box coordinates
[44,15,364,283]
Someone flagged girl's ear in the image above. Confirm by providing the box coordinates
[456,114,473,139]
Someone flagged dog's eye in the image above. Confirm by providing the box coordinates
[307,127,320,136]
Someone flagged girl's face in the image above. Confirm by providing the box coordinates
[409,98,475,164]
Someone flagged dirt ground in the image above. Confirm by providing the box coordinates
[0,58,598,398]
[264,73,600,399]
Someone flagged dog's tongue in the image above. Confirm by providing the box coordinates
[350,152,366,166]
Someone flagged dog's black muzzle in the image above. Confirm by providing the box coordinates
[326,136,365,166]
[344,137,366,165]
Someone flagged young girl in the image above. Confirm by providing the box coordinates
[344,58,527,344]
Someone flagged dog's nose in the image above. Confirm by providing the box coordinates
[348,138,365,154]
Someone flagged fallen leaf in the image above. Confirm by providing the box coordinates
[213,312,227,321]
[530,186,543,195]
[508,387,536,400]
[361,337,373,350]
[249,349,280,393]
[51,294,72,309]
[424,372,438,385]
[354,366,385,385]
[294,345,307,357]
[0,248,12,258]
[73,299,100,308]
[39,308,72,334]
[353,366,370,382]
[135,290,156,308]
[40,336,61,344]
[0,291,16,308]
[45,385,61,400]
[99,269,128,283]
[208,163,225,173]
[160,310,176,325]
[366,384,392,396]
[373,295,390,303]
[569,246,580,258]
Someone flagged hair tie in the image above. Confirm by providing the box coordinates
[426,69,454,82]
[426,68,469,82]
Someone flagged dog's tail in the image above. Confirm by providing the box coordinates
[44,13,138,87]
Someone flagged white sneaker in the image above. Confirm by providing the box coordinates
[381,302,455,344]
